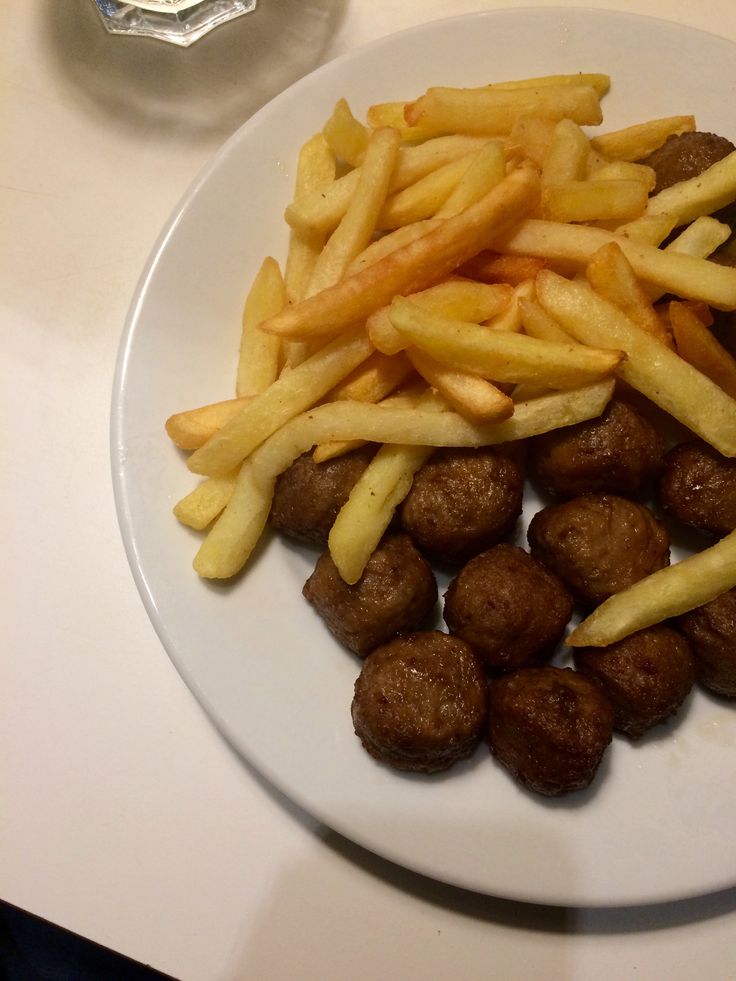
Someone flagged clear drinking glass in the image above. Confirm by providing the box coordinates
[94,0,258,46]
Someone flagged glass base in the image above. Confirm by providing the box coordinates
[93,0,258,47]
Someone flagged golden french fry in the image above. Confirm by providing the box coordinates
[568,529,736,647]
[456,251,549,286]
[237,257,287,397]
[285,135,489,237]
[646,150,736,227]
[585,242,671,345]
[322,98,369,166]
[542,179,649,223]
[501,218,736,309]
[519,297,576,344]
[165,396,250,450]
[669,300,736,399]
[389,295,623,388]
[173,471,239,530]
[589,115,696,161]
[194,380,614,578]
[434,140,507,218]
[588,160,656,191]
[665,215,733,257]
[326,350,414,402]
[614,213,677,246]
[489,73,610,96]
[541,118,590,186]
[367,279,513,355]
[508,115,556,167]
[366,101,440,142]
[535,269,736,456]
[262,165,540,341]
[484,278,535,332]
[378,152,476,229]
[407,346,514,422]
[328,390,445,584]
[405,85,603,134]
[346,219,443,277]
[284,133,336,307]
[187,324,374,476]
[306,126,401,294]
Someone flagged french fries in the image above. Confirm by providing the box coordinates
[236,257,286,397]
[669,300,736,398]
[589,114,695,161]
[568,529,736,647]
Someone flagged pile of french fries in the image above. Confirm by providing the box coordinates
[166,71,736,649]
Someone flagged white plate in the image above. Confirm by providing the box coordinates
[111,8,736,906]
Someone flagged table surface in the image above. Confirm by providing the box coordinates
[5,1,736,978]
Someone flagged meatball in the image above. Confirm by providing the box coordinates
[302,533,437,656]
[487,666,614,796]
[351,631,487,773]
[529,398,665,500]
[638,130,736,195]
[443,543,573,672]
[574,626,695,739]
[527,494,670,606]
[270,446,375,544]
[657,440,736,538]
[399,446,524,564]
[678,588,736,697]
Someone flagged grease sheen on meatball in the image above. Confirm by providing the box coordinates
[443,543,573,672]
[530,398,665,500]
[270,446,376,544]
[399,446,524,564]
[302,533,437,656]
[527,494,670,606]
[678,588,736,697]
[574,626,695,739]
[657,441,736,539]
[487,666,614,796]
[351,631,487,773]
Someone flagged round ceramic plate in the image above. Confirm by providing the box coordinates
[112,8,736,906]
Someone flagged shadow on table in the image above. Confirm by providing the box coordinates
[39,0,347,145]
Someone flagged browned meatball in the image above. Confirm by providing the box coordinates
[443,543,573,672]
[678,588,736,697]
[351,631,487,773]
[487,666,614,796]
[639,131,736,195]
[657,441,736,538]
[529,399,665,500]
[270,446,375,544]
[527,494,670,606]
[302,533,437,656]
[574,626,695,739]
[399,446,524,564]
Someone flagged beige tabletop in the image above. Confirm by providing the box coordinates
[4,1,736,978]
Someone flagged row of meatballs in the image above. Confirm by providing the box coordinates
[269,393,736,795]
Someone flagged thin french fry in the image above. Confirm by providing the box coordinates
[568,529,736,647]
[389,295,623,388]
[541,118,590,186]
[262,165,540,341]
[489,72,610,96]
[501,218,736,309]
[193,380,614,578]
[669,300,736,399]
[535,269,736,456]
[519,297,576,344]
[585,242,671,345]
[589,115,696,161]
[614,213,676,246]
[367,279,513,356]
[407,346,514,422]
[326,350,414,402]
[588,160,656,191]
[542,179,649,223]
[484,278,535,332]
[236,257,287,397]
[646,150,736,227]
[328,390,445,584]
[322,98,369,166]
[306,126,401,294]
[456,251,549,286]
[434,140,507,218]
[346,219,443,277]
[165,396,250,450]
[173,471,239,530]
[378,152,477,229]
[187,324,374,476]
[285,134,489,237]
[665,215,733,257]
[405,84,603,134]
